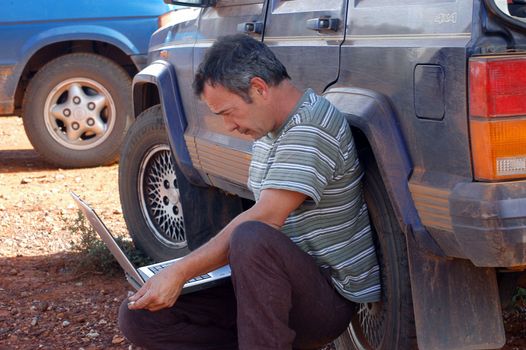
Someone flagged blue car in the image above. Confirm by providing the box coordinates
[0,0,175,167]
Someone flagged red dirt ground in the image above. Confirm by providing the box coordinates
[0,116,524,349]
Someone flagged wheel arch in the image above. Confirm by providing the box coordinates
[133,61,207,187]
[14,39,138,115]
[323,87,442,256]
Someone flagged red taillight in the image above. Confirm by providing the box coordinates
[470,57,526,118]
[469,55,526,181]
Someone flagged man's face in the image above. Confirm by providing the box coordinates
[202,83,274,140]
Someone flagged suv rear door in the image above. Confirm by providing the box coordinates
[263,0,347,94]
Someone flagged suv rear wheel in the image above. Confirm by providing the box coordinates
[334,154,417,350]
[119,105,189,261]
[22,53,132,168]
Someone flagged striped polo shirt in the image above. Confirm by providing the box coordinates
[248,89,381,303]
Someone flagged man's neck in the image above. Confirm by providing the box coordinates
[271,80,303,131]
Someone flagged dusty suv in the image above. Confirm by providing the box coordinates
[119,1,526,349]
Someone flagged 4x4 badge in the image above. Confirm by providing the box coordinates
[434,12,457,24]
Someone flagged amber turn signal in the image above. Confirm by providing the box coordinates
[470,118,526,180]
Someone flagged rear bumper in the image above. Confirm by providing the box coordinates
[449,180,526,267]
[410,178,526,267]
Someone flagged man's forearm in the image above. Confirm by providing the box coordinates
[173,188,307,282]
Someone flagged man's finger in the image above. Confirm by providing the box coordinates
[128,289,153,310]
[128,282,150,302]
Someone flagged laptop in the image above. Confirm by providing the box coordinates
[70,192,231,293]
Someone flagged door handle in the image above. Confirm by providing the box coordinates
[237,21,263,34]
[306,17,340,32]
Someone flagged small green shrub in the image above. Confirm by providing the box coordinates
[66,210,153,274]
[512,287,526,307]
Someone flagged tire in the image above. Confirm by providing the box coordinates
[333,154,417,350]
[22,53,132,168]
[119,105,190,261]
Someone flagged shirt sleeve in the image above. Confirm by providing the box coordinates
[260,123,341,205]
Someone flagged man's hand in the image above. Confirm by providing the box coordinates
[127,264,186,312]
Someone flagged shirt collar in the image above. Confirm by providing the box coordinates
[266,88,314,140]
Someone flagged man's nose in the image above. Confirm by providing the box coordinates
[223,116,238,132]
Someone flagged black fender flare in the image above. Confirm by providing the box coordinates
[324,87,442,256]
[132,60,207,187]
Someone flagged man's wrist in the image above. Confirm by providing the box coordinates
[166,259,193,283]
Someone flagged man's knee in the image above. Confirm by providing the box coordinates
[118,300,151,347]
[229,221,284,264]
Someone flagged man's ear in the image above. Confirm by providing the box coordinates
[249,77,269,99]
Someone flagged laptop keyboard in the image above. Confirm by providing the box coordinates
[148,263,212,283]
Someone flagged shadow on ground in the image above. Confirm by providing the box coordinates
[0,149,55,174]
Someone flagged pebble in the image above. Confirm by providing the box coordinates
[86,329,99,338]
[112,335,125,344]
[62,320,70,327]
[32,301,49,312]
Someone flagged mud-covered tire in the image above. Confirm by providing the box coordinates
[333,155,417,350]
[22,53,132,168]
[119,105,190,261]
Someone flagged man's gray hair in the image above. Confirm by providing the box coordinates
[193,34,290,102]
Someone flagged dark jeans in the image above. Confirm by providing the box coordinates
[118,221,355,350]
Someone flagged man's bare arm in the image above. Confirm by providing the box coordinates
[128,188,307,311]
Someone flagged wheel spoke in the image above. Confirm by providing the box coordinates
[67,83,85,103]
[86,116,106,136]
[50,104,67,121]
[89,94,107,112]
[65,125,85,141]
